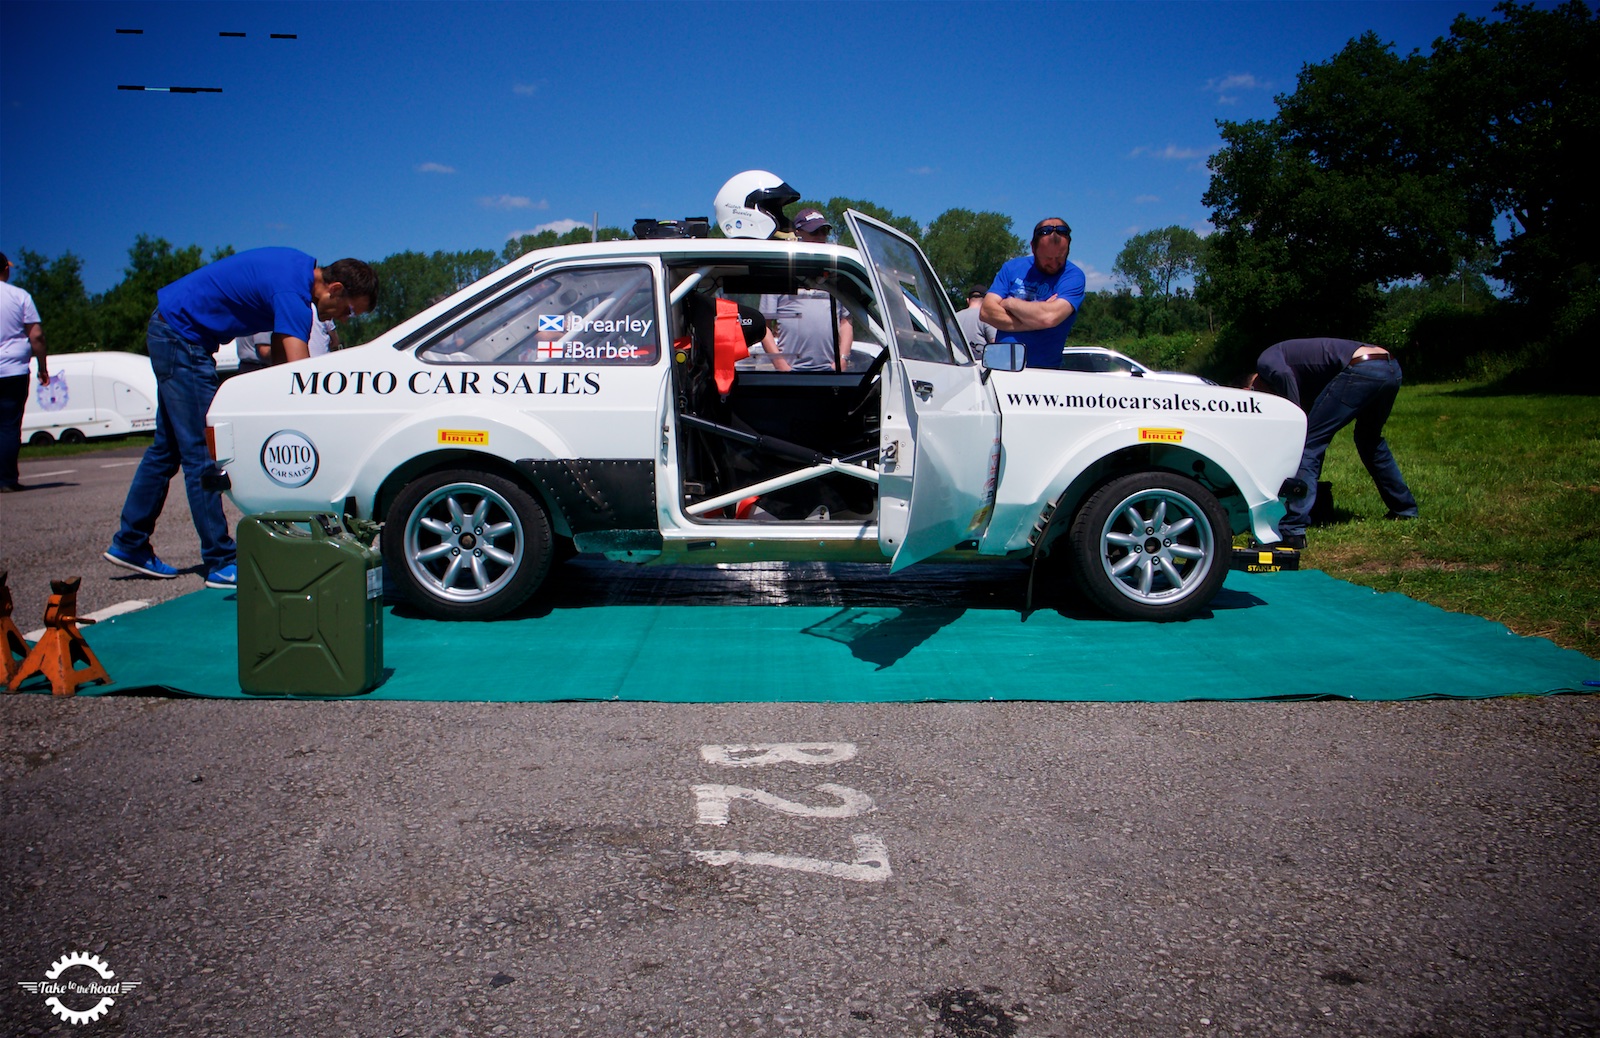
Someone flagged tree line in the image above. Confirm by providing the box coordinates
[11,203,1200,356]
[8,205,1032,353]
[11,237,236,360]
[7,227,629,355]
[1201,0,1597,387]
[14,3,1591,389]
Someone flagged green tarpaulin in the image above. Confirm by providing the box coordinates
[18,564,1596,702]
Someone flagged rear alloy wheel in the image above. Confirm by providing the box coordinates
[383,469,552,620]
[1067,471,1231,621]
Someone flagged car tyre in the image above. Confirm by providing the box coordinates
[59,429,85,444]
[384,469,552,620]
[1067,471,1231,621]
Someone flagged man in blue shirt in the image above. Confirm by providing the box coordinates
[981,218,1087,368]
[105,248,377,587]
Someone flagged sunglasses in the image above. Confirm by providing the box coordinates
[1035,225,1070,239]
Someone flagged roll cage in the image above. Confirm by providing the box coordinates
[667,262,887,523]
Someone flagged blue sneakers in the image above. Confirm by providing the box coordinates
[204,564,237,589]
[103,547,179,579]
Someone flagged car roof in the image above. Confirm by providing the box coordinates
[518,237,862,267]
[376,238,872,352]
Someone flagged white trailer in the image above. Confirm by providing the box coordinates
[23,351,159,444]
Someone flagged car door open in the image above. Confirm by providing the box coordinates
[844,211,1002,571]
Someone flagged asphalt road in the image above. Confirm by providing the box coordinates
[3,444,1598,1038]
[2,444,244,632]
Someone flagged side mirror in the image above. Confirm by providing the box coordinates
[982,341,1026,372]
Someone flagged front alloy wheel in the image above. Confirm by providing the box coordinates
[384,469,551,620]
[1067,472,1231,621]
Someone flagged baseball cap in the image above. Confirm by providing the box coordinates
[793,208,830,234]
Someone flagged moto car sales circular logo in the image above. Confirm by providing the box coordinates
[261,429,319,487]
[17,951,141,1025]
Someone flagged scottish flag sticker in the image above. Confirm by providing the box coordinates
[538,314,565,333]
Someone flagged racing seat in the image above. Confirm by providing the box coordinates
[673,291,879,520]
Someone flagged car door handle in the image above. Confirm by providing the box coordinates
[912,380,934,401]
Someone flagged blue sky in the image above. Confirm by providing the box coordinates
[2,1,1497,299]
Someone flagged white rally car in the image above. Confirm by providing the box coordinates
[207,213,1306,622]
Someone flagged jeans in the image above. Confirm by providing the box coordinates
[1280,357,1418,537]
[0,373,26,485]
[110,314,236,570]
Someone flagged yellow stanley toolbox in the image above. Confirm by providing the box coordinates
[1230,545,1302,573]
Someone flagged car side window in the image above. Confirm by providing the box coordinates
[420,265,660,365]
[1061,352,1132,374]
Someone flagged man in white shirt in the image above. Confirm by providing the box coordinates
[0,252,51,492]
[233,304,338,372]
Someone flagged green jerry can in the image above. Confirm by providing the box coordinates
[237,512,384,696]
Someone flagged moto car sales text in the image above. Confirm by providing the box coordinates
[289,370,602,396]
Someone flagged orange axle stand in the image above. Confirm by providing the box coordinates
[0,571,31,685]
[7,576,113,697]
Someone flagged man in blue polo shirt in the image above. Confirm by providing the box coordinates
[981,217,1087,368]
[105,248,377,587]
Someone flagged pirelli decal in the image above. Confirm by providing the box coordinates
[438,429,488,446]
[1139,427,1185,444]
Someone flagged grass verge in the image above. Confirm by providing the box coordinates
[1280,382,1599,660]
[20,434,153,460]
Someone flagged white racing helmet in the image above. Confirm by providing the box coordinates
[714,170,800,239]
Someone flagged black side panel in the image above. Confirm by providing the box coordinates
[516,459,657,534]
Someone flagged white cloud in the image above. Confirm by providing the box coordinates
[479,195,548,210]
[1078,262,1114,293]
[1130,144,1208,162]
[513,83,538,96]
[1205,72,1269,105]
[1207,73,1264,93]
[1134,194,1160,205]
[906,165,936,176]
[1128,144,1214,173]
[416,162,456,174]
[506,218,588,240]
